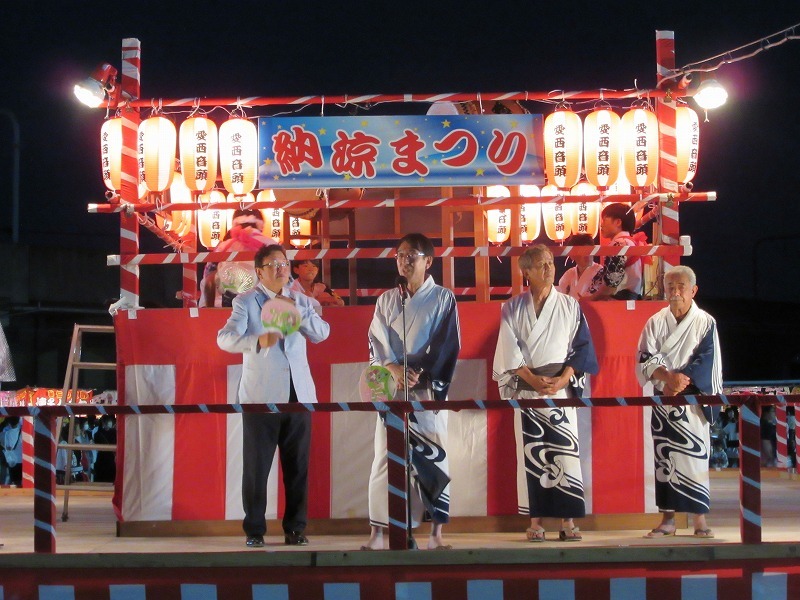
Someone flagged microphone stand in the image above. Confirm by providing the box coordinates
[399,286,417,550]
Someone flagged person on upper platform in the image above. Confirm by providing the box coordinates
[556,233,603,300]
[586,203,644,301]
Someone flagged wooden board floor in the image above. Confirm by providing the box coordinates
[1,470,799,558]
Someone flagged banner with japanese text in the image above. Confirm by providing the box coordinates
[258,114,544,189]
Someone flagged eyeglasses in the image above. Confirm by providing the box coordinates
[259,261,290,269]
[395,252,426,262]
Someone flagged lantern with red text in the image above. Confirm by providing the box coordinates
[519,184,541,243]
[583,108,620,190]
[100,117,122,191]
[621,107,659,189]
[197,190,228,249]
[180,116,218,193]
[485,185,511,245]
[289,216,312,248]
[219,117,257,197]
[544,109,582,190]
[675,105,700,185]
[569,182,600,238]
[542,207,573,242]
[138,116,176,193]
[257,190,283,242]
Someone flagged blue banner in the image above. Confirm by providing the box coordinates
[258,114,544,189]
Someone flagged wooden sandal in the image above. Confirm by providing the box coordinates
[558,527,582,542]
[525,527,546,542]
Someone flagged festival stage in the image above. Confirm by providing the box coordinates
[1,473,800,599]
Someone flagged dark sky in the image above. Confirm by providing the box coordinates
[2,1,800,304]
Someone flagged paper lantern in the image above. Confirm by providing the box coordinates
[485,186,511,244]
[219,117,257,196]
[156,168,193,237]
[180,116,218,193]
[100,117,122,191]
[583,108,620,190]
[486,209,511,244]
[544,109,582,190]
[289,216,312,248]
[621,108,659,189]
[197,190,228,248]
[542,204,573,242]
[569,182,600,238]
[675,105,700,185]
[138,116,176,193]
[257,190,283,242]
[519,185,541,243]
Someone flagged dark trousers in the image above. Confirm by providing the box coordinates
[241,409,311,537]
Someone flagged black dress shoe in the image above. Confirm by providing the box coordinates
[284,531,308,546]
[246,535,265,548]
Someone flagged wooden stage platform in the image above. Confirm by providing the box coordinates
[2,471,800,599]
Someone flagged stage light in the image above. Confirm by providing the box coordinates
[74,63,118,108]
[694,79,728,110]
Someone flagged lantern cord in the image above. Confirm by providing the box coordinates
[662,21,800,83]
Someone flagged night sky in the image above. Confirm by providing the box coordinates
[1,2,800,378]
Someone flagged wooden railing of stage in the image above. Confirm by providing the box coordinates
[2,394,794,553]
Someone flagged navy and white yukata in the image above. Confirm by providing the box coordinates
[493,288,598,518]
[367,276,461,528]
[637,302,723,515]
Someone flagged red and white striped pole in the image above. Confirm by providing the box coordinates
[119,38,141,307]
[775,403,789,468]
[33,411,57,553]
[655,30,681,274]
[739,397,762,544]
[21,416,33,488]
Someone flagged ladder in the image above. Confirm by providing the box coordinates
[58,324,117,522]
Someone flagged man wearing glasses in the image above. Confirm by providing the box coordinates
[218,244,330,548]
[363,233,461,550]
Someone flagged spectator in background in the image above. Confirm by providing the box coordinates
[0,322,15,391]
[290,260,345,314]
[1,417,22,486]
[556,233,602,300]
[722,406,740,468]
[760,406,778,467]
[93,416,117,483]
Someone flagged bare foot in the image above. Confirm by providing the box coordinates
[426,535,451,550]
[360,527,384,550]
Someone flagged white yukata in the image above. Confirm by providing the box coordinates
[557,263,603,300]
[367,276,461,528]
[637,301,723,515]
[493,288,598,518]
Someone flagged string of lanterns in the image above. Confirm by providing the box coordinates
[101,103,700,248]
[486,102,699,244]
